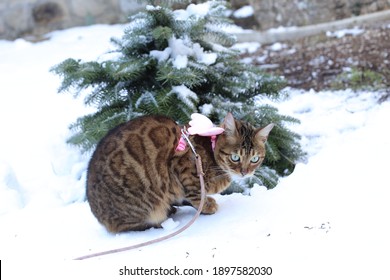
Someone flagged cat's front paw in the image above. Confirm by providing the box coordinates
[201,196,218,215]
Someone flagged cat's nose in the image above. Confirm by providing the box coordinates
[240,168,248,176]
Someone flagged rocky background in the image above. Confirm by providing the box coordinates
[0,0,144,40]
[247,0,390,30]
[2,0,390,40]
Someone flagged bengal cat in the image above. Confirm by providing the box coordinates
[86,113,274,232]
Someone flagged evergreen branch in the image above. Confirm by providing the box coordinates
[67,100,128,152]
[156,62,205,87]
[254,166,280,189]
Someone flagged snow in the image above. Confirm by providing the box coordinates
[1,24,390,279]
[267,25,299,33]
[232,42,261,54]
[173,2,212,20]
[233,5,254,18]
[149,47,171,62]
[200,103,214,115]
[268,42,287,51]
[145,5,161,12]
[193,43,218,65]
[326,27,365,38]
[171,85,199,109]
[150,36,217,69]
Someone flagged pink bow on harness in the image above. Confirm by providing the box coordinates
[176,113,225,151]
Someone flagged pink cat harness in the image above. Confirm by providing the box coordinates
[176,113,225,152]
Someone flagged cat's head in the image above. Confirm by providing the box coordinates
[214,113,274,180]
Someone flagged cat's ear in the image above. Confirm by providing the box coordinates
[222,112,237,136]
[256,123,275,143]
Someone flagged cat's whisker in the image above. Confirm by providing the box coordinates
[210,173,230,181]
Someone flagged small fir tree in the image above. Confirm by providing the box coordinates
[51,0,305,189]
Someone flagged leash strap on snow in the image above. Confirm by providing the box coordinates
[74,132,206,260]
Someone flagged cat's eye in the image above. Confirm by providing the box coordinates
[250,156,260,163]
[230,154,240,162]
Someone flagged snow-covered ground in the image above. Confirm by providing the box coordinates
[1,24,390,279]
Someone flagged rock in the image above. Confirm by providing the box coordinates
[32,2,64,25]
[249,0,390,30]
[0,0,145,40]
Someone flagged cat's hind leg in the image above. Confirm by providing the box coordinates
[105,218,153,232]
[103,206,168,232]
[168,205,177,215]
[146,205,170,228]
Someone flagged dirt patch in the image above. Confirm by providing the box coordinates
[242,21,390,91]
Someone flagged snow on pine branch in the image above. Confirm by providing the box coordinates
[171,85,198,110]
[150,36,217,69]
[172,2,213,21]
